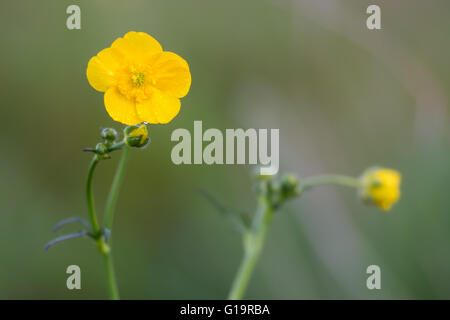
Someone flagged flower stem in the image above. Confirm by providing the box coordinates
[104,146,129,230]
[86,146,129,300]
[227,174,360,299]
[99,146,129,300]
[86,156,101,235]
[299,174,361,191]
[228,196,273,300]
[100,243,120,300]
[108,141,126,153]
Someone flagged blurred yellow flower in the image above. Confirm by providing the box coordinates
[360,168,401,211]
[87,31,191,125]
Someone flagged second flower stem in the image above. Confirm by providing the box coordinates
[228,196,273,300]
[227,174,360,300]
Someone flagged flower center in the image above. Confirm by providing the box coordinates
[131,72,145,87]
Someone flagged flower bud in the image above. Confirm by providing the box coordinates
[359,167,401,211]
[280,174,299,199]
[95,142,110,159]
[101,128,118,143]
[95,142,108,154]
[124,124,150,148]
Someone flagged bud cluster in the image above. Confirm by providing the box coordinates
[84,124,150,159]
[124,124,150,148]
[256,172,300,210]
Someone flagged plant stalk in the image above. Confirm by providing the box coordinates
[104,146,129,230]
[228,196,273,300]
[300,174,361,190]
[86,156,101,235]
[99,146,130,300]
[100,241,120,300]
[86,146,130,300]
[227,174,360,300]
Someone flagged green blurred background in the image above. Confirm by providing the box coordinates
[0,0,449,299]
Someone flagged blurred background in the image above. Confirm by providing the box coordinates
[0,0,449,299]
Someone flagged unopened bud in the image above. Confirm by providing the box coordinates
[95,143,110,159]
[280,174,299,199]
[101,128,118,143]
[124,124,150,148]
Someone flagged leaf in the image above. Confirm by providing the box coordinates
[103,228,111,242]
[53,217,92,232]
[198,189,248,233]
[44,230,89,251]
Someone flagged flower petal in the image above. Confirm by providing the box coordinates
[86,48,123,92]
[104,87,142,125]
[136,88,181,124]
[150,52,191,98]
[111,31,162,62]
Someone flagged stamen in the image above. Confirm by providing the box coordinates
[131,72,145,87]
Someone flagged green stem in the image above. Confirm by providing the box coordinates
[300,174,361,190]
[100,145,129,300]
[227,174,359,300]
[86,156,101,235]
[104,146,129,230]
[101,244,120,300]
[228,196,273,300]
[108,141,126,153]
[86,146,129,300]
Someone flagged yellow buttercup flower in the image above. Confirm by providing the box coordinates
[87,31,191,125]
[360,167,401,211]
